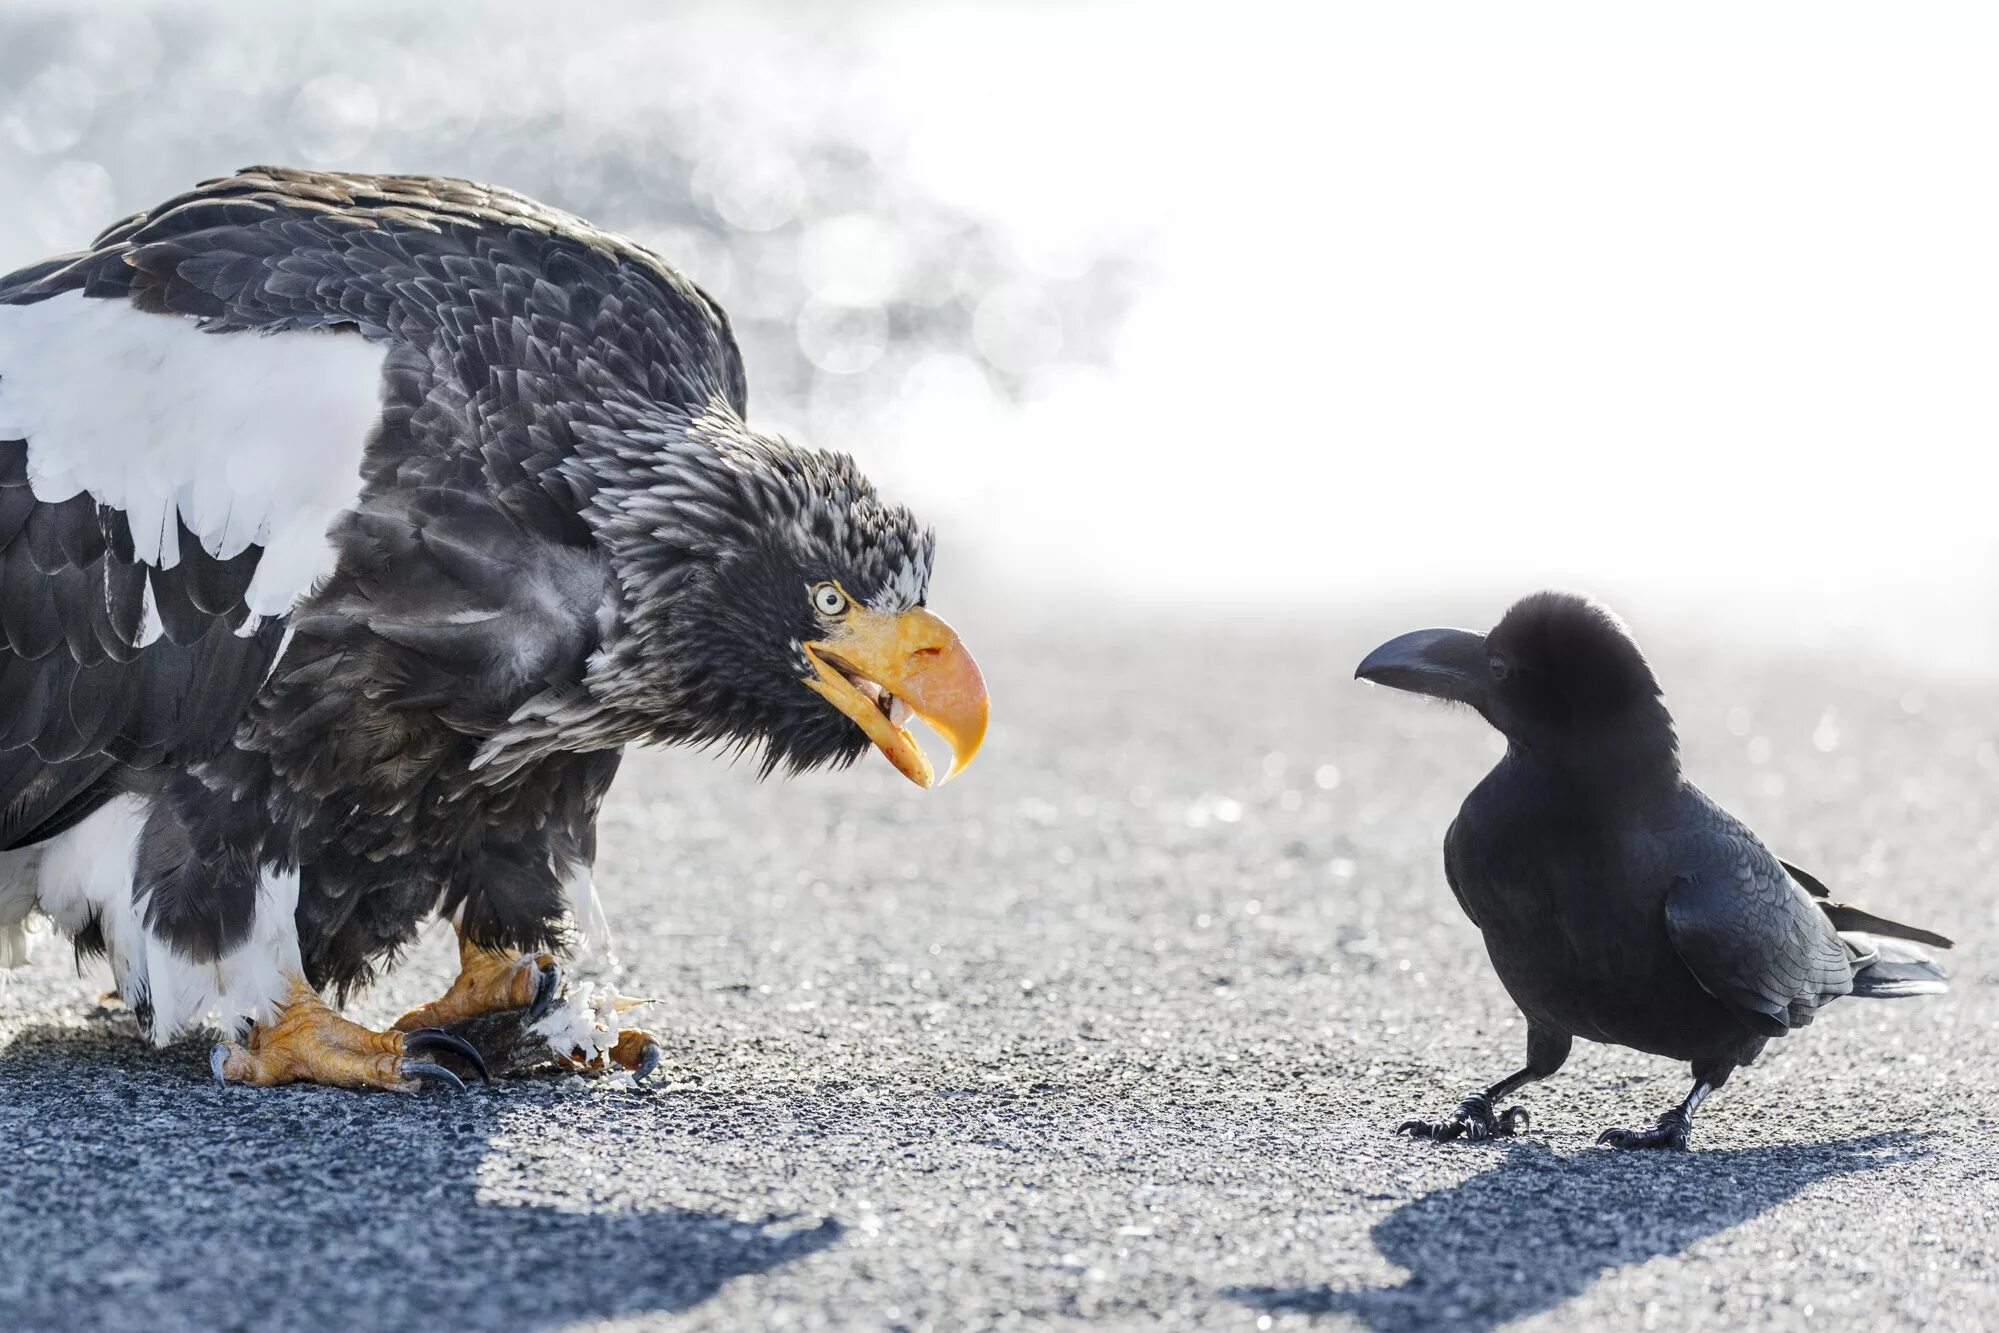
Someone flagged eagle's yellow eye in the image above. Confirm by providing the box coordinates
[811,582,849,617]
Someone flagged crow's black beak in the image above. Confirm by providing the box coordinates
[1355,627,1489,707]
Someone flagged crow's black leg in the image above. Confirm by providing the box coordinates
[1598,1059,1733,1151]
[1399,1028,1571,1143]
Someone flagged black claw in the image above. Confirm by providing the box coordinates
[631,1041,662,1086]
[399,1059,467,1094]
[1398,1092,1525,1144]
[1597,1116,1690,1151]
[526,962,562,1023]
[1398,1116,1466,1141]
[403,1027,491,1084]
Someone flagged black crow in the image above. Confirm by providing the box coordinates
[0,168,988,1092]
[1355,591,1951,1150]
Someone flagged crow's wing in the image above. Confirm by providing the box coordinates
[1778,858,1833,899]
[1661,789,1855,1038]
[1441,816,1483,928]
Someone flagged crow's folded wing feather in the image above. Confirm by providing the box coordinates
[1661,790,1855,1038]
[1441,817,1483,929]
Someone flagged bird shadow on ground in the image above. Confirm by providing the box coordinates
[1229,1131,1928,1332]
[0,1026,839,1333]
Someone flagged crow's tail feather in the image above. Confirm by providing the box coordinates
[1819,902,1954,949]
[1843,933,1950,999]
[1784,861,1955,950]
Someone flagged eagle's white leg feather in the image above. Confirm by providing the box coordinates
[212,868,303,1038]
[556,854,615,962]
[13,796,300,1044]
[32,795,153,1015]
[138,920,220,1045]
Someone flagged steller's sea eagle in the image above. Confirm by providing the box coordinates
[0,167,988,1091]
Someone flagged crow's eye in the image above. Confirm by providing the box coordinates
[811,582,849,617]
[1488,655,1511,681]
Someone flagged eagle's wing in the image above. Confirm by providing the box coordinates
[1661,790,1855,1038]
[0,288,385,850]
[0,166,744,853]
[9,165,747,533]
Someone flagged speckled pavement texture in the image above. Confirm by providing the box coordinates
[1,605,1994,1331]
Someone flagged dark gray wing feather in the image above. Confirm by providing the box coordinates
[0,438,284,850]
[1662,790,1856,1038]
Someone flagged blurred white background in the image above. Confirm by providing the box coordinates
[2,0,1995,668]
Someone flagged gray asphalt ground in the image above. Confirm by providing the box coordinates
[1,605,1994,1332]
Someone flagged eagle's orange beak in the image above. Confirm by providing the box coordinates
[802,606,988,788]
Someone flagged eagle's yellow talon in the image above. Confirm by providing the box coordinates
[610,1028,663,1082]
[557,1027,663,1081]
[394,935,560,1032]
[209,977,478,1091]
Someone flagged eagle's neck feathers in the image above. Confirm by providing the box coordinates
[474,399,933,777]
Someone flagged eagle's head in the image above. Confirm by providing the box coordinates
[582,404,988,786]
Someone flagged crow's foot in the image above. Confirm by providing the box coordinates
[1597,1110,1692,1151]
[1398,1092,1530,1143]
[394,939,561,1033]
[212,976,489,1092]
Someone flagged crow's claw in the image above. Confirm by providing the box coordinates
[1397,1092,1526,1143]
[1397,1116,1454,1140]
[402,1027,491,1083]
[1597,1112,1691,1151]
[397,1059,467,1093]
[526,960,563,1023]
